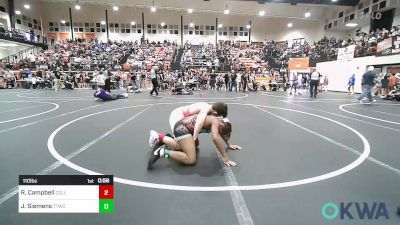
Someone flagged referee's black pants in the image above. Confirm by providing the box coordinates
[150,78,158,96]
[310,80,319,98]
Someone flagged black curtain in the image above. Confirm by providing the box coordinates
[370,9,395,32]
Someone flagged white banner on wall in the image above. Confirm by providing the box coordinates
[337,45,355,62]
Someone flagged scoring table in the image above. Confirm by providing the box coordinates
[19,175,114,213]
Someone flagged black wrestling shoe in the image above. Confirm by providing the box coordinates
[147,145,165,170]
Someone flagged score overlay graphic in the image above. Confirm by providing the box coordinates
[18,175,114,213]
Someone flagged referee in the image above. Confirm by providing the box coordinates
[310,69,320,98]
[149,68,158,96]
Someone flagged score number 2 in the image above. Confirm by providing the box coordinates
[99,185,114,199]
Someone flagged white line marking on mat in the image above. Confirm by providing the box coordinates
[46,102,370,191]
[0,104,101,134]
[339,103,400,125]
[0,105,152,205]
[0,90,30,95]
[217,153,254,225]
[346,105,400,117]
[0,104,48,114]
[255,106,400,175]
[0,101,59,124]
[280,101,400,132]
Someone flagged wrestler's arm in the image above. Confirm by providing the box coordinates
[192,103,212,141]
[210,118,236,166]
[223,138,242,150]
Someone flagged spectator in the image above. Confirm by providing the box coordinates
[348,74,355,95]
[357,66,376,103]
[310,69,320,98]
[388,72,397,92]
[149,68,158,96]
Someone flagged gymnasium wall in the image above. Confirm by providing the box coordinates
[0,0,10,27]
[393,12,400,26]
[316,54,400,93]
[6,1,395,45]
[11,0,42,34]
[9,1,331,44]
[0,44,31,58]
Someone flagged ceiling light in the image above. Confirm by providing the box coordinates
[113,6,119,11]
[61,20,66,24]
[188,8,193,13]
[218,24,223,28]
[224,9,229,15]
[332,0,338,2]
[305,12,311,17]
[131,21,136,26]
[24,4,30,9]
[345,23,358,27]
[161,22,165,27]
[246,24,251,29]
[101,21,106,25]
[151,0,156,12]
[259,11,265,16]
[189,22,194,27]
[15,10,21,15]
[287,23,293,28]
[75,4,81,10]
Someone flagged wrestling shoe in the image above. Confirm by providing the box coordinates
[147,145,165,170]
[148,130,160,149]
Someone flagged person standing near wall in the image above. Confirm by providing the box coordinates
[289,72,299,95]
[347,74,355,95]
[242,72,249,92]
[149,68,158,96]
[381,72,389,97]
[54,68,61,91]
[130,70,137,89]
[104,72,111,93]
[323,75,329,92]
[224,72,229,91]
[357,66,376,103]
[140,70,146,90]
[29,53,36,70]
[388,72,397,92]
[309,69,320,98]
[230,70,237,92]
[236,72,242,92]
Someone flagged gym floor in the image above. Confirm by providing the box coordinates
[0,89,399,225]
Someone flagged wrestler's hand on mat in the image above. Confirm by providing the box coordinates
[224,159,237,167]
[228,144,242,150]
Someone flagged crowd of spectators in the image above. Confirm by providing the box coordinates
[1,25,399,95]
[3,38,134,72]
[126,40,177,71]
